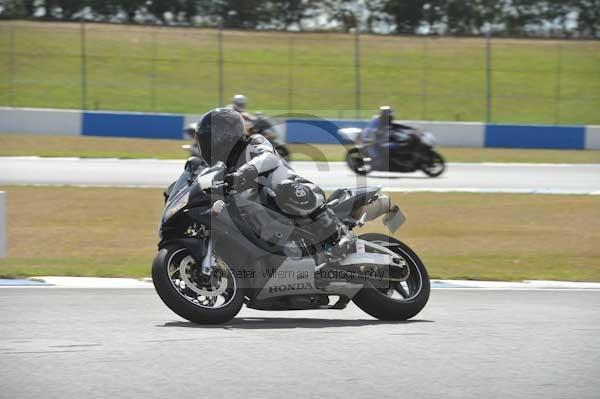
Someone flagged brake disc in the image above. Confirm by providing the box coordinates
[179,255,228,296]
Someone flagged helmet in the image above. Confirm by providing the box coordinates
[195,108,245,165]
[231,94,247,112]
[378,106,394,131]
[379,106,394,123]
[183,122,198,139]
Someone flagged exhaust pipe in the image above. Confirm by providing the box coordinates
[350,195,405,232]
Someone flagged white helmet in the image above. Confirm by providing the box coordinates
[231,94,247,112]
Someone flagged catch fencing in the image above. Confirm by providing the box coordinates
[0,21,599,125]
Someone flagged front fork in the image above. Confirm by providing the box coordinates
[200,238,213,276]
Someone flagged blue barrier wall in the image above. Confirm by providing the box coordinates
[285,118,368,144]
[3,107,597,149]
[82,112,184,140]
[485,124,585,150]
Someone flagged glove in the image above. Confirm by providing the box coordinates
[224,163,258,192]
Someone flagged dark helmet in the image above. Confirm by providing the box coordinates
[195,108,245,165]
[379,106,394,123]
[377,106,394,132]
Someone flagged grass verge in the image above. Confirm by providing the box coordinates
[0,186,599,281]
[2,134,600,163]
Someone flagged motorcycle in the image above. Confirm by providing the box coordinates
[247,113,291,162]
[341,123,445,177]
[153,159,430,324]
[182,117,291,162]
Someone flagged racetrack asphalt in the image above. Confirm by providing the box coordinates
[1,156,600,194]
[1,288,598,398]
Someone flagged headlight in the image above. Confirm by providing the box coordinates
[163,191,190,222]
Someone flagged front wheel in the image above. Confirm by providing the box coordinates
[352,233,430,321]
[152,243,244,324]
[421,150,446,177]
[346,147,370,175]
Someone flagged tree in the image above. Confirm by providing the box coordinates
[266,0,317,30]
[201,0,271,29]
[177,0,199,24]
[444,0,503,35]
[147,0,172,23]
[119,0,146,22]
[573,0,600,37]
[384,0,443,34]
[324,0,357,31]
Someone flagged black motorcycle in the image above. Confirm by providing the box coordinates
[342,124,446,177]
[247,114,291,162]
[154,159,430,324]
[183,116,291,162]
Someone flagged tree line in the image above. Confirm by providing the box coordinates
[1,0,599,37]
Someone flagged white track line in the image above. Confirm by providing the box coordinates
[2,277,600,290]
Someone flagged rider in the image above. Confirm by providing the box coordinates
[228,94,256,133]
[229,94,247,113]
[363,106,420,168]
[361,106,395,169]
[195,108,352,258]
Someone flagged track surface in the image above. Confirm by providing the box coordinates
[1,288,599,398]
[1,157,600,194]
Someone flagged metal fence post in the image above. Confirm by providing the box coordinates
[554,43,563,125]
[8,26,16,106]
[354,28,361,119]
[80,20,88,110]
[485,30,492,123]
[217,25,224,107]
[0,191,6,259]
[150,28,157,111]
[287,35,294,113]
[421,37,428,120]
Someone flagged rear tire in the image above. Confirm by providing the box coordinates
[352,233,430,321]
[152,244,244,324]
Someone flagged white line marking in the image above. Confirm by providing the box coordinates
[1,277,599,290]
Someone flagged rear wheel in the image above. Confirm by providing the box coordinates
[421,151,445,177]
[152,244,244,324]
[352,233,430,321]
[346,148,370,175]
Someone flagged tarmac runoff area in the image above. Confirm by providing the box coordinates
[1,156,600,195]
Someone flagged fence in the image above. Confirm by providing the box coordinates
[1,21,599,125]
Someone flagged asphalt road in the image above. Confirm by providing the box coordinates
[1,157,600,194]
[1,288,599,398]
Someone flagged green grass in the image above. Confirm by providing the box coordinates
[0,21,599,124]
[2,133,600,163]
[0,186,599,281]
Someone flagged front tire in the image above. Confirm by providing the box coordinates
[152,244,244,324]
[346,148,370,175]
[421,150,445,177]
[352,233,430,321]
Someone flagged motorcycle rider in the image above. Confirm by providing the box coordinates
[362,106,420,168]
[228,94,256,133]
[361,106,394,169]
[195,108,352,258]
[229,94,247,113]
